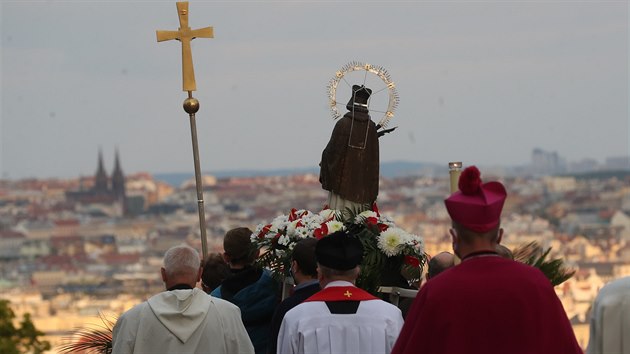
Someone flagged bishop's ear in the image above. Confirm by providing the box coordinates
[449,228,458,243]
[497,228,504,244]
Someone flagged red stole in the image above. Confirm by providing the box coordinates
[304,286,379,302]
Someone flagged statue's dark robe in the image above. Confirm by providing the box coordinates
[319,111,379,205]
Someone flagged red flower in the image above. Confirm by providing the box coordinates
[404,255,420,267]
[258,224,272,239]
[371,202,380,216]
[288,208,298,222]
[366,217,378,225]
[314,224,328,239]
[296,220,304,228]
[377,223,389,232]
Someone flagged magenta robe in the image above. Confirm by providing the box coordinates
[392,255,583,354]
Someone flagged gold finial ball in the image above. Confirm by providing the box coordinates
[183,97,200,114]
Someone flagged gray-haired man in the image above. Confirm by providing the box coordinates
[112,244,254,354]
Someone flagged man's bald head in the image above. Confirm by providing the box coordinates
[495,244,513,260]
[427,252,455,280]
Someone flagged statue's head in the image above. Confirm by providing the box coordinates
[346,85,372,113]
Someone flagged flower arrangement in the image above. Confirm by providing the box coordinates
[252,204,426,294]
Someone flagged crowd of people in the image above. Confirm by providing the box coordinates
[107,81,625,354]
[107,165,630,354]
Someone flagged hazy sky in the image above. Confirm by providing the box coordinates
[1,1,628,179]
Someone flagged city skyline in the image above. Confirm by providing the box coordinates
[1,1,628,179]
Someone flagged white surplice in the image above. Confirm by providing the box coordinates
[587,276,630,354]
[277,281,403,354]
[112,288,254,354]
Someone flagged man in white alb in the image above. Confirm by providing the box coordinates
[112,244,254,354]
[277,231,404,354]
[587,276,630,354]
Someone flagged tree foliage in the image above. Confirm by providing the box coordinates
[0,299,51,354]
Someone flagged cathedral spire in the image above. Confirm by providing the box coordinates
[94,148,109,192]
[111,147,126,199]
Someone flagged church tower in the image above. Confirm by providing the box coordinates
[111,148,126,199]
[94,148,109,193]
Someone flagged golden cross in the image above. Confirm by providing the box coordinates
[343,290,353,298]
[156,2,213,92]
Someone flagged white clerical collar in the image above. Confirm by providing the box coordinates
[325,280,355,288]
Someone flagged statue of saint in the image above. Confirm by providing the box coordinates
[319,85,379,212]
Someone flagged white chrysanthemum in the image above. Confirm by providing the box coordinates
[401,233,425,254]
[270,222,286,233]
[278,235,290,246]
[306,216,326,230]
[272,214,288,224]
[286,220,301,237]
[378,215,395,226]
[378,228,405,257]
[294,226,311,239]
[413,236,425,254]
[325,220,345,234]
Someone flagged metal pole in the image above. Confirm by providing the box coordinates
[183,92,208,261]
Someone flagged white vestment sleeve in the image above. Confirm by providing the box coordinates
[277,315,296,354]
[386,309,404,353]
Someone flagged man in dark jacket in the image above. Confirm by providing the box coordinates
[211,227,280,354]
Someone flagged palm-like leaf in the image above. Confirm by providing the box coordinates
[513,241,575,286]
[58,312,116,354]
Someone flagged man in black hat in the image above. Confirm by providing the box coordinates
[277,231,403,354]
[320,85,380,212]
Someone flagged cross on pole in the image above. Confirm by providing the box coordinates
[156,2,213,261]
[156,2,213,92]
